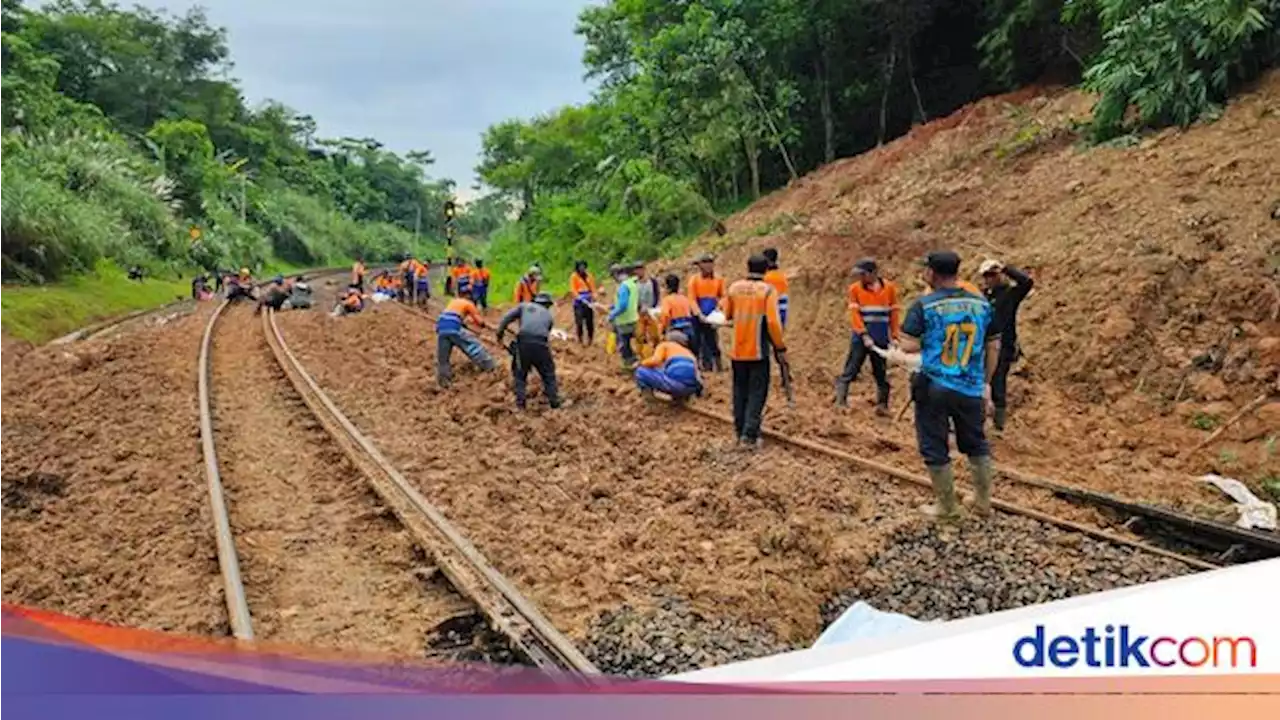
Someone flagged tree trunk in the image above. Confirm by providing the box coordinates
[736,61,799,182]
[878,44,897,146]
[816,52,835,163]
[744,136,761,200]
[906,46,928,124]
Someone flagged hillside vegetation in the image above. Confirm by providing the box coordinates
[474,0,1278,290]
[1,0,487,287]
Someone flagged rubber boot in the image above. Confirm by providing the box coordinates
[993,406,1007,432]
[969,455,994,517]
[920,465,961,522]
[834,381,850,408]
[874,385,890,417]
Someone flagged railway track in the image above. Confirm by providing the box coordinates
[195,296,598,680]
[396,299,1274,572]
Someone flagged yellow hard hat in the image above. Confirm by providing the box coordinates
[239,267,250,275]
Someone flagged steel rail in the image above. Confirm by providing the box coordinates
[197,299,255,640]
[398,301,1222,573]
[263,308,598,679]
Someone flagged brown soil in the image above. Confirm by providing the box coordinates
[639,72,1280,515]
[209,305,472,654]
[2,307,222,634]
[275,299,924,644]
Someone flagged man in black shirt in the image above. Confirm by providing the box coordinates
[979,259,1035,432]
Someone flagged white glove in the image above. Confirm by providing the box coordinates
[549,329,570,342]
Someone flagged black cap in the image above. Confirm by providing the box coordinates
[923,250,962,276]
[747,254,769,275]
[854,258,877,274]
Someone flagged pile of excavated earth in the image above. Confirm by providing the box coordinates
[3,72,1277,676]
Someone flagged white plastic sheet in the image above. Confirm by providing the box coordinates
[813,602,929,648]
[1201,474,1278,531]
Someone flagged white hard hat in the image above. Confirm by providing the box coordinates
[979,259,1004,275]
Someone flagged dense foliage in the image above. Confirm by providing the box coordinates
[477,0,1276,288]
[1,0,458,282]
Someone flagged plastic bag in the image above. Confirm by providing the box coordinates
[605,330,617,355]
[704,310,727,326]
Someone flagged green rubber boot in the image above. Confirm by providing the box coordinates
[969,455,995,517]
[921,464,961,522]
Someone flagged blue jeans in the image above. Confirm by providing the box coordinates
[436,331,494,386]
[635,367,700,398]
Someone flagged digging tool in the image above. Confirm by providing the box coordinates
[775,348,795,408]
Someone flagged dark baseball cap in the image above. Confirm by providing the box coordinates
[853,257,877,274]
[922,250,961,276]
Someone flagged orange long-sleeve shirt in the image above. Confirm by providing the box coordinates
[847,279,901,344]
[724,278,786,361]
[640,340,698,369]
[570,271,597,302]
[658,293,696,333]
[514,275,539,304]
[441,297,484,328]
[688,274,726,316]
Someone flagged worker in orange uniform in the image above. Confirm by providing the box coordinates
[724,254,787,449]
[351,257,366,292]
[633,261,661,359]
[835,258,900,415]
[398,254,415,302]
[657,274,696,335]
[450,257,473,298]
[569,260,598,345]
[412,257,431,305]
[470,259,491,311]
[762,248,790,327]
[635,330,703,403]
[436,288,495,388]
[514,265,541,304]
[688,254,727,372]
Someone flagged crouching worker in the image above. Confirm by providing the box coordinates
[496,292,563,410]
[436,289,495,388]
[255,275,289,315]
[635,330,703,404]
[332,286,365,316]
[287,275,313,309]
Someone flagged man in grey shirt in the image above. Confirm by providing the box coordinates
[496,293,563,410]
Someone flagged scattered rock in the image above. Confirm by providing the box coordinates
[1191,375,1229,402]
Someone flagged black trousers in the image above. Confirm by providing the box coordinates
[574,303,595,343]
[912,374,989,467]
[732,358,771,442]
[990,334,1018,410]
[512,338,561,408]
[837,334,889,393]
[694,319,721,371]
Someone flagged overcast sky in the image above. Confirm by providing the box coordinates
[134,0,597,199]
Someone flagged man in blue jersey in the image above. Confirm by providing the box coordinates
[898,250,999,522]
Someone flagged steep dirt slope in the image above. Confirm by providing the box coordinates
[639,74,1279,510]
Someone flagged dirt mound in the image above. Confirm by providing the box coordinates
[669,71,1280,501]
[1,308,224,634]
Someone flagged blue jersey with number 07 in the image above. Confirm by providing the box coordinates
[901,287,993,398]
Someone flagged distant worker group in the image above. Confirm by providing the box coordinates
[201,242,1033,524]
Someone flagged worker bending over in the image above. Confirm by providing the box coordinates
[608,262,640,369]
[570,260,598,345]
[436,289,495,388]
[762,248,790,327]
[688,254,726,372]
[255,275,290,315]
[898,250,998,522]
[471,259,491,311]
[496,292,563,410]
[724,254,787,449]
[835,258,900,415]
[333,285,365,316]
[635,330,703,403]
[979,258,1034,432]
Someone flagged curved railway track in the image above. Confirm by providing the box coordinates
[195,295,598,680]
[397,300,1274,572]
